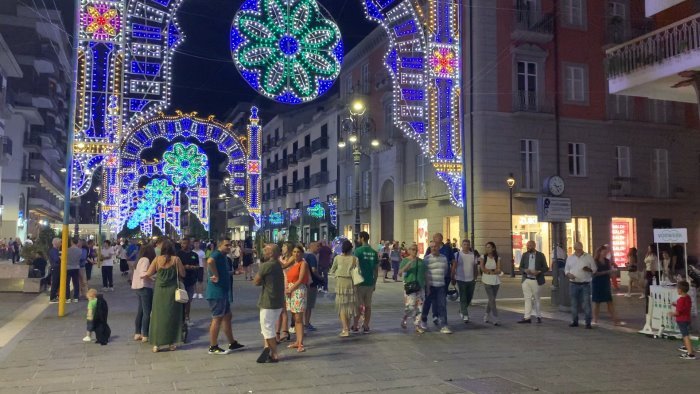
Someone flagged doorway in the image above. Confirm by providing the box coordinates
[380,180,394,241]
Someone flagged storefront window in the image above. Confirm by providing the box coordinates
[611,217,636,267]
[344,225,353,240]
[414,218,429,256]
[566,217,591,254]
[443,216,461,243]
[512,215,591,261]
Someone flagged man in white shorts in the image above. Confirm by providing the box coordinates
[253,244,285,363]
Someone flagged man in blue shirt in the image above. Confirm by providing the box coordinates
[421,233,454,327]
[206,238,244,355]
[304,242,320,331]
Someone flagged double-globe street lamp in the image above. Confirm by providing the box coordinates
[506,173,516,277]
[338,98,379,242]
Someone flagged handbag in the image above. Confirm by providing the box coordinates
[403,260,421,295]
[172,257,189,304]
[350,257,364,285]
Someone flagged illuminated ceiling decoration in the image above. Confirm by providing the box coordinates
[162,142,208,187]
[306,198,325,219]
[362,0,464,207]
[230,0,344,104]
[70,0,262,233]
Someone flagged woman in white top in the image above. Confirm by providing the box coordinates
[132,244,155,342]
[643,244,659,303]
[451,240,477,323]
[479,242,502,326]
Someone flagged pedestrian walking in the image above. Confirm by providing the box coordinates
[565,241,597,329]
[132,244,155,343]
[177,238,200,326]
[399,244,427,333]
[517,241,548,324]
[194,240,206,299]
[422,233,455,326]
[66,238,83,303]
[48,237,64,303]
[625,247,642,297]
[276,242,294,341]
[379,242,392,282]
[142,239,186,352]
[591,245,621,326]
[479,241,502,326]
[318,240,333,292]
[254,244,285,363]
[304,242,320,331]
[353,231,378,333]
[285,245,309,352]
[390,241,402,281]
[79,240,89,299]
[117,240,129,277]
[421,241,452,334]
[100,240,115,291]
[11,237,20,264]
[451,240,477,324]
[85,240,96,281]
[205,238,245,355]
[329,240,358,337]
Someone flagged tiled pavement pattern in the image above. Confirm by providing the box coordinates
[0,271,697,393]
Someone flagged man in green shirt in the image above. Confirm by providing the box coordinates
[353,231,379,333]
[206,238,244,355]
[254,244,285,363]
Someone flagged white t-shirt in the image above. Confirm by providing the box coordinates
[454,251,476,282]
[195,249,206,268]
[101,246,115,266]
[481,256,501,285]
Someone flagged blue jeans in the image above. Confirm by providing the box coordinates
[421,286,447,327]
[391,261,400,280]
[135,287,153,336]
[570,282,592,325]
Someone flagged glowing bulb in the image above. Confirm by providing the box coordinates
[348,134,358,143]
[371,139,380,147]
[338,139,346,148]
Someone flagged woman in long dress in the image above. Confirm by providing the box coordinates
[329,240,358,337]
[592,245,620,325]
[142,239,185,352]
[284,245,308,352]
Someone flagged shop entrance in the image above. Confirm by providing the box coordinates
[380,180,394,242]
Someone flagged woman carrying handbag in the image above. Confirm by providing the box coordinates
[141,239,186,352]
[399,245,427,333]
[329,240,359,337]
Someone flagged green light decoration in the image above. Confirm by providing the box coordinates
[269,211,284,225]
[230,0,343,104]
[306,202,325,219]
[126,178,175,229]
[162,142,208,187]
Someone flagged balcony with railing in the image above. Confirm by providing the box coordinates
[512,0,554,43]
[311,136,329,153]
[310,171,329,187]
[296,146,312,162]
[404,182,428,204]
[513,90,553,113]
[605,13,700,103]
[28,187,62,219]
[287,153,298,167]
[608,177,688,203]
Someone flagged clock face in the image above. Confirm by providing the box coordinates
[548,176,565,196]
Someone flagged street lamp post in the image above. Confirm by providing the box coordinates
[339,98,378,243]
[506,173,516,277]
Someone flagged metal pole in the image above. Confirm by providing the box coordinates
[510,187,515,277]
[59,0,81,317]
[96,202,102,263]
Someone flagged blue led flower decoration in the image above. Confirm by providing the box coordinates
[162,142,208,187]
[230,0,343,104]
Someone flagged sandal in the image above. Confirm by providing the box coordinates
[297,345,305,353]
[287,343,299,349]
[339,330,349,337]
[169,344,177,351]
[152,346,159,353]
[141,337,148,343]
[281,331,291,341]
[133,334,142,341]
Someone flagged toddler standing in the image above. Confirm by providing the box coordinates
[669,281,695,360]
[83,289,98,342]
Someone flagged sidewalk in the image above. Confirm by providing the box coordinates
[0,272,697,393]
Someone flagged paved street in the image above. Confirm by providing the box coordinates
[0,270,698,394]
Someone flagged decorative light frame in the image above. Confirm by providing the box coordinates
[230,0,344,104]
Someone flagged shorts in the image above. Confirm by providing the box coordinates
[208,298,231,318]
[185,284,196,302]
[678,321,690,337]
[259,308,282,339]
[356,286,374,307]
[86,320,94,331]
[307,286,318,309]
[197,267,204,282]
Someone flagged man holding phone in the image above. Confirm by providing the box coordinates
[565,242,597,329]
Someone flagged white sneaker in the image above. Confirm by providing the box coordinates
[72,299,78,304]
[199,293,204,299]
[624,293,631,298]
[65,299,71,304]
[82,336,92,342]
[102,287,108,292]
[440,327,453,334]
[483,315,490,323]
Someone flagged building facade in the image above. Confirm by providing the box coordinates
[0,1,70,241]
[336,0,700,269]
[261,100,339,244]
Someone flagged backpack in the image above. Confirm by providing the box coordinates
[93,295,111,345]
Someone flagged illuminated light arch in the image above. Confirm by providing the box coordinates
[230,0,344,104]
[361,0,464,207]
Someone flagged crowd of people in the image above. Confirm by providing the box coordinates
[18,227,695,362]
